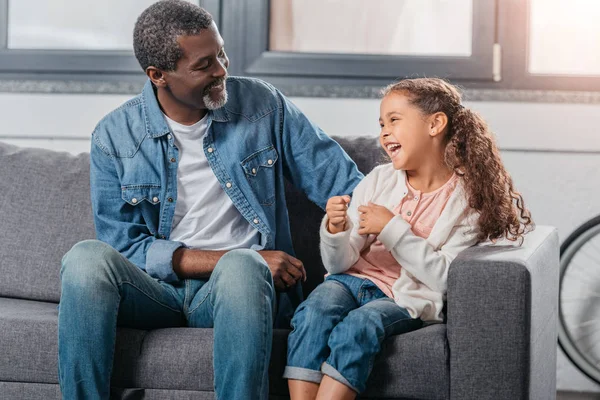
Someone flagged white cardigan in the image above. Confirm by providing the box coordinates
[320,163,480,322]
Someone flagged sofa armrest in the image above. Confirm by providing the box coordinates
[447,226,559,400]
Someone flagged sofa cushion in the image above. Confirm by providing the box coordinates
[0,141,95,303]
[0,297,449,399]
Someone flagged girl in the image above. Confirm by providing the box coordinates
[283,78,533,400]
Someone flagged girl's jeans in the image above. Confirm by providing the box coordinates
[284,274,423,393]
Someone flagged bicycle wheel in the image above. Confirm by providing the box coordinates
[559,215,600,384]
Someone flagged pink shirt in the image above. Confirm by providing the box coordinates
[346,174,460,297]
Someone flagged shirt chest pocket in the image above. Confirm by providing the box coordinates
[121,184,162,235]
[241,146,278,206]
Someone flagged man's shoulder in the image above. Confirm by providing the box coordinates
[95,93,144,129]
[91,93,147,157]
[223,76,282,119]
[226,76,278,96]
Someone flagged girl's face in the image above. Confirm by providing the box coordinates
[379,92,437,170]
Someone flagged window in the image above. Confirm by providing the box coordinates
[269,0,473,57]
[0,0,220,79]
[499,0,600,91]
[528,0,600,76]
[3,0,600,94]
[222,0,497,88]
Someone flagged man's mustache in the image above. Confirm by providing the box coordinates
[204,77,227,95]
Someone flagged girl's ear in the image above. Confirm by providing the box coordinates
[429,112,448,137]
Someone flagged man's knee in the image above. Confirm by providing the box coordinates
[213,249,271,283]
[211,249,274,304]
[60,239,122,286]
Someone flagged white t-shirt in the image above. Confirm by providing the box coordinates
[164,114,260,250]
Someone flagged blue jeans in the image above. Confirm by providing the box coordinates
[58,240,275,400]
[284,274,423,393]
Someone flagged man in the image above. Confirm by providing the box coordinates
[58,1,362,399]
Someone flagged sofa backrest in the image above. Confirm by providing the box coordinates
[0,137,384,303]
[0,141,96,303]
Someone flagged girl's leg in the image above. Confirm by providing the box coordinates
[315,375,356,400]
[323,298,423,394]
[288,380,319,400]
[284,278,359,399]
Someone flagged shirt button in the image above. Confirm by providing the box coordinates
[167,134,172,140]
[226,182,232,188]
[131,198,138,204]
[167,197,173,202]
[253,218,259,224]
[407,211,412,216]
[161,235,166,239]
[207,147,214,153]
[152,197,159,203]
[414,196,419,201]
[267,159,273,165]
[252,168,257,174]
[170,157,176,163]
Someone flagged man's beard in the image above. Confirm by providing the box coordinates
[203,77,228,110]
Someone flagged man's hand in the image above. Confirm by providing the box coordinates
[326,195,351,234]
[357,202,395,236]
[258,250,306,292]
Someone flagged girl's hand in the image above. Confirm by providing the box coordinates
[326,195,351,234]
[357,202,395,235]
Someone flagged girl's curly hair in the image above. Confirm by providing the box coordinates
[382,78,534,243]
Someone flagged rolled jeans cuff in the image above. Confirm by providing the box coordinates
[283,366,323,384]
[321,362,360,393]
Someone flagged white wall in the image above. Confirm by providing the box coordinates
[1,92,600,392]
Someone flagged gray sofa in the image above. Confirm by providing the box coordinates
[0,138,559,400]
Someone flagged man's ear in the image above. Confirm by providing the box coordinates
[146,67,168,88]
[429,112,448,137]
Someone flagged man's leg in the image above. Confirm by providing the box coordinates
[58,239,186,400]
[185,249,276,400]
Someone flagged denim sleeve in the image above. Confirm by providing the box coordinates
[90,138,184,282]
[277,91,364,209]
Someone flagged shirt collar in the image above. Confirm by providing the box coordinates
[141,79,230,139]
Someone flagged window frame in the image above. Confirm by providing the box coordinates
[0,0,221,80]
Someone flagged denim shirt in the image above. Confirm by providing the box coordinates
[90,77,363,326]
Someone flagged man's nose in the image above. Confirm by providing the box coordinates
[213,59,228,78]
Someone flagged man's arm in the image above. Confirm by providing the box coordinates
[173,248,305,291]
[90,137,184,282]
[277,91,363,209]
[172,248,226,278]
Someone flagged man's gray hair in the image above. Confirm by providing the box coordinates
[133,0,213,71]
